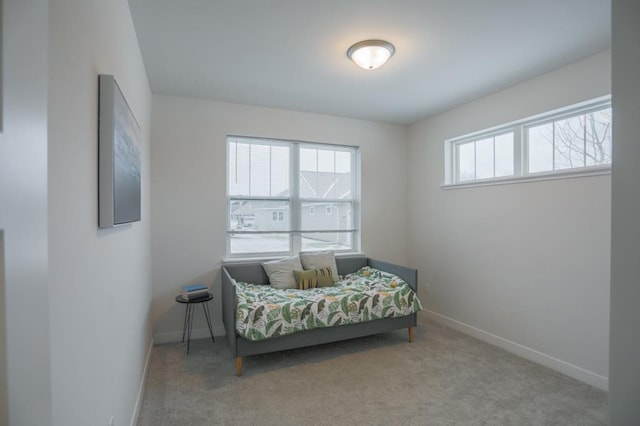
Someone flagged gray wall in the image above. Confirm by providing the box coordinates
[0,1,152,425]
[0,233,4,426]
[47,1,152,425]
[0,1,51,424]
[407,50,611,389]
[0,231,5,426]
[609,0,640,422]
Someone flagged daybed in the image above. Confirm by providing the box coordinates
[222,255,420,376]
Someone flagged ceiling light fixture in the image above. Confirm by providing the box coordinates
[347,39,395,70]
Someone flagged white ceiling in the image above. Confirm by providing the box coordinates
[129,0,610,125]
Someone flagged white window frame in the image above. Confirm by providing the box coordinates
[453,130,516,183]
[226,136,360,259]
[443,96,612,188]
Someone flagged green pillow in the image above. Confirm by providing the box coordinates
[294,269,318,290]
[315,266,335,287]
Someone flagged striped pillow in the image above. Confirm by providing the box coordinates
[294,269,318,290]
[315,266,335,287]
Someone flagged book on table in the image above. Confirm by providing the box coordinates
[180,284,209,300]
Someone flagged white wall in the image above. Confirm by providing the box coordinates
[0,231,5,426]
[609,0,640,422]
[0,1,52,424]
[407,50,611,390]
[150,96,408,342]
[47,1,152,425]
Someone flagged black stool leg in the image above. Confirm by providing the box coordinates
[202,302,215,343]
[181,303,189,343]
[187,304,194,354]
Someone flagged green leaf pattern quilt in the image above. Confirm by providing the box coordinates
[235,266,423,341]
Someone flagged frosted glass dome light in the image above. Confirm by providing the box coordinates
[347,40,395,70]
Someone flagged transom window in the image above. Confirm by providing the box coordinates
[527,108,612,173]
[445,97,612,186]
[456,132,514,182]
[227,136,359,257]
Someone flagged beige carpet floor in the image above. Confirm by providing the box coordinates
[137,315,607,425]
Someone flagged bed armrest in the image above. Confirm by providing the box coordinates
[221,266,238,357]
[367,258,418,292]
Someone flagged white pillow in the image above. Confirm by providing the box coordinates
[299,250,339,282]
[262,255,303,289]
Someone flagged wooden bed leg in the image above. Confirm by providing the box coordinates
[235,356,243,377]
[408,327,414,343]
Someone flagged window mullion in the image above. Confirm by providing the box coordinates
[515,125,524,176]
[291,143,301,253]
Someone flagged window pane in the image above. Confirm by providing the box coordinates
[249,144,271,196]
[554,116,585,170]
[301,232,353,251]
[475,137,494,179]
[336,151,352,173]
[301,202,352,231]
[270,146,289,196]
[228,142,250,196]
[230,233,289,254]
[318,150,334,172]
[528,123,553,173]
[228,142,290,197]
[457,142,475,182]
[494,133,514,177]
[229,200,290,231]
[585,108,612,166]
[300,147,353,199]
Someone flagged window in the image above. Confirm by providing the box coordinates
[445,97,612,186]
[227,136,359,257]
[526,108,612,173]
[456,132,514,182]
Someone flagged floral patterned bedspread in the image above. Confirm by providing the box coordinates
[234,266,423,341]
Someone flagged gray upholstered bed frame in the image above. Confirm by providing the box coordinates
[222,255,418,376]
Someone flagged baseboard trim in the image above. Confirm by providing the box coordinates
[130,337,154,426]
[423,309,609,391]
[154,326,226,344]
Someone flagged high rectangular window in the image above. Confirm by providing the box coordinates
[456,132,515,182]
[445,97,611,186]
[227,137,359,257]
[526,108,612,173]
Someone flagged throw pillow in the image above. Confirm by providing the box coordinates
[299,250,339,282]
[294,269,318,290]
[315,266,335,287]
[262,255,303,289]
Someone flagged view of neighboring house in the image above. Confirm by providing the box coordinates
[230,170,353,247]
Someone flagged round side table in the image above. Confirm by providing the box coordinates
[175,293,215,354]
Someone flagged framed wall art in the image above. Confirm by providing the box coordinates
[98,74,141,228]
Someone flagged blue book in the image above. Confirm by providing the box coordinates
[182,283,207,292]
